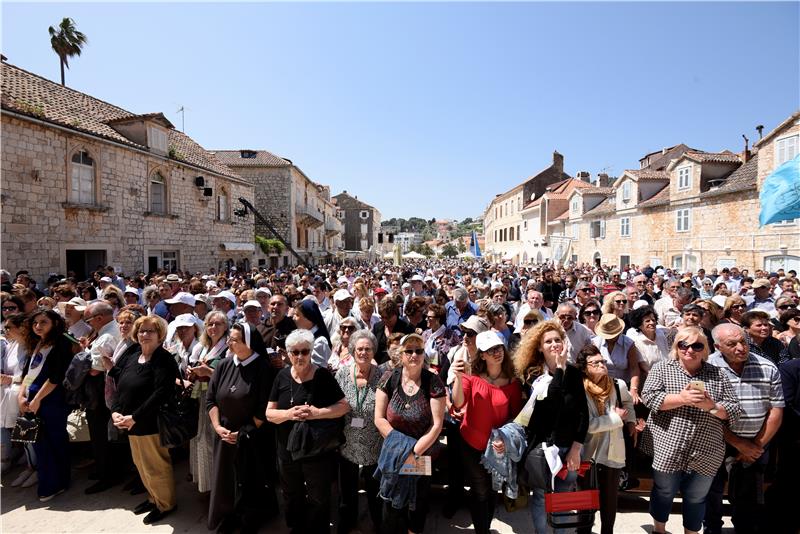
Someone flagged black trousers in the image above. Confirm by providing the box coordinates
[337,456,381,533]
[381,476,431,534]
[705,446,767,534]
[443,419,465,501]
[460,444,496,534]
[85,374,113,482]
[577,464,619,534]
[278,451,333,534]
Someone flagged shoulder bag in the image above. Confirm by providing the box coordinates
[11,415,41,444]
[157,366,199,448]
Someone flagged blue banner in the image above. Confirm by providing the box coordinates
[760,154,800,226]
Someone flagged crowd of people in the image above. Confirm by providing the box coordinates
[1,260,798,534]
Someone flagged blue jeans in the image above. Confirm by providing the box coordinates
[650,469,714,532]
[530,447,579,534]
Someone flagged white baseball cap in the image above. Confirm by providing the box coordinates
[243,299,262,309]
[476,331,505,352]
[165,292,196,307]
[333,289,353,302]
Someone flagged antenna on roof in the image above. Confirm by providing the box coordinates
[176,106,185,132]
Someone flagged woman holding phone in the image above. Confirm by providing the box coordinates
[640,326,741,534]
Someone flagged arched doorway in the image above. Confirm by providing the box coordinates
[593,252,602,267]
[536,251,543,264]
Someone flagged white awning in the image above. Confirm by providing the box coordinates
[501,249,519,260]
[220,242,255,251]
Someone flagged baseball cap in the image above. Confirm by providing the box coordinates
[410,274,424,282]
[476,331,505,352]
[243,299,262,309]
[172,313,200,328]
[165,292,196,307]
[373,287,387,296]
[124,286,139,296]
[459,315,490,334]
[213,290,237,306]
[255,287,272,297]
[333,289,352,302]
[65,296,88,312]
[99,276,112,283]
[752,278,771,289]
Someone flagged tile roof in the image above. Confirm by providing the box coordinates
[0,61,239,180]
[625,169,669,181]
[681,150,741,165]
[211,149,291,168]
[637,185,671,208]
[701,153,759,199]
[642,144,696,171]
[582,196,617,217]
[333,191,377,211]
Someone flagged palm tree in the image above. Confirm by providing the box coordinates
[48,18,87,86]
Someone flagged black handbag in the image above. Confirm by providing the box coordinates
[11,415,41,444]
[524,442,553,491]
[285,389,344,461]
[157,375,199,448]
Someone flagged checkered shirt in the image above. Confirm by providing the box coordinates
[746,334,787,366]
[708,352,784,438]
[641,359,742,476]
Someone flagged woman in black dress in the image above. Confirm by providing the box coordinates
[110,315,178,524]
[266,328,349,534]
[206,322,276,534]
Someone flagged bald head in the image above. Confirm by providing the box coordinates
[711,323,748,363]
[85,301,114,329]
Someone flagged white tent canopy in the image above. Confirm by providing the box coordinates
[457,251,475,258]
[383,251,394,259]
[402,251,426,259]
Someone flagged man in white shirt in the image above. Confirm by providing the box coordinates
[513,289,553,330]
[556,302,593,363]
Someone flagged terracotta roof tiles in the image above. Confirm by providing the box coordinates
[701,154,758,198]
[212,150,291,168]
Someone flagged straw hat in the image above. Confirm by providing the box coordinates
[595,313,625,339]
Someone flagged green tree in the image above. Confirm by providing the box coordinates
[441,243,458,257]
[49,17,88,86]
[457,240,467,253]
[420,244,435,257]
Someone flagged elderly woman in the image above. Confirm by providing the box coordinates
[293,299,332,368]
[17,310,72,501]
[267,329,349,533]
[626,305,670,376]
[186,311,229,494]
[640,326,741,534]
[579,299,603,334]
[593,314,641,400]
[722,295,747,326]
[451,331,522,534]
[110,316,177,524]
[374,333,446,534]
[778,308,800,358]
[2,314,35,486]
[335,329,383,534]
[486,302,512,346]
[169,313,200,375]
[575,345,636,534]
[421,303,459,376]
[207,323,276,533]
[602,290,628,321]
[514,320,588,534]
[329,316,359,373]
[699,279,715,300]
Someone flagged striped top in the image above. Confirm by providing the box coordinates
[708,351,785,438]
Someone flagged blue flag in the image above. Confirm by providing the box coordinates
[760,154,800,226]
[470,230,482,257]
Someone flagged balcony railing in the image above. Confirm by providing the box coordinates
[294,202,324,228]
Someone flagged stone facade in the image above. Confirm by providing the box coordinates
[1,114,255,282]
[332,191,382,259]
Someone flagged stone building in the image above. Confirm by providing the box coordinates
[563,112,800,271]
[0,60,255,282]
[483,151,571,263]
[332,191,382,260]
[212,150,343,267]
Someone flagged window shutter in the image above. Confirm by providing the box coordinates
[600,220,606,238]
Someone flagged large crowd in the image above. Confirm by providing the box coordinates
[1,260,798,534]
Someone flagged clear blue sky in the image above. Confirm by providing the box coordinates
[3,2,798,220]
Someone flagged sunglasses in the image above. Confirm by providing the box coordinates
[731,304,746,310]
[340,325,356,333]
[403,348,425,356]
[778,304,796,310]
[524,319,539,326]
[614,300,627,304]
[579,288,593,293]
[461,330,477,338]
[1,306,19,312]
[586,360,606,368]
[289,348,311,357]
[558,315,576,320]
[677,341,705,352]
[583,310,601,317]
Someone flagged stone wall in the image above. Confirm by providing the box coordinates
[1,115,255,282]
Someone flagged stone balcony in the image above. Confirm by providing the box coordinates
[294,202,324,228]
[325,217,342,237]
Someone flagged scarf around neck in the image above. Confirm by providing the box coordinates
[584,374,614,415]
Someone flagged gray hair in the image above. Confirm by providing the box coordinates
[557,302,578,315]
[486,302,506,318]
[348,329,378,354]
[453,287,469,302]
[86,301,113,317]
[286,328,314,351]
[711,322,744,345]
[675,287,694,301]
[143,285,160,300]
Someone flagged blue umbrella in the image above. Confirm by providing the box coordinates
[760,154,800,226]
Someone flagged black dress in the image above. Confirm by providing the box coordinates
[205,353,276,531]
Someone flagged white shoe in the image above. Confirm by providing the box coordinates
[39,489,65,502]
[21,470,38,488]
[11,469,34,487]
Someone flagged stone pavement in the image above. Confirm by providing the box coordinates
[1,459,733,533]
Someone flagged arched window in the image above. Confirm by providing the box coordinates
[70,151,95,204]
[150,172,166,214]
[217,186,229,221]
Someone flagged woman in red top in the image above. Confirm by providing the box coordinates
[451,331,522,534]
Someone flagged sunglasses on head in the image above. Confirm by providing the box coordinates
[403,348,425,356]
[677,341,705,352]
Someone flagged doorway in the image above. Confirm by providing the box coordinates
[66,249,107,281]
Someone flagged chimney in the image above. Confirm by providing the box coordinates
[756,125,764,140]
[661,147,668,155]
[552,151,564,173]
[596,173,610,187]
[576,171,591,183]
[741,134,750,163]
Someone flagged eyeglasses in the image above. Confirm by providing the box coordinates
[586,360,606,368]
[402,348,425,356]
[340,325,356,333]
[558,314,576,320]
[138,328,157,336]
[583,310,601,317]
[289,348,311,357]
[484,345,504,354]
[677,341,705,352]
[1,306,19,312]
